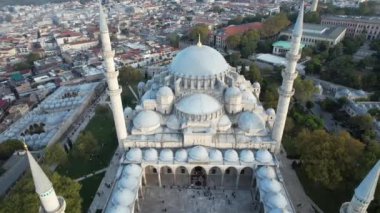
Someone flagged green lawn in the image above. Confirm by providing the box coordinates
[57,106,117,178]
[79,172,105,212]
[295,168,354,212]
[56,106,118,212]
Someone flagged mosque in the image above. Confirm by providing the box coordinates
[23,1,379,213]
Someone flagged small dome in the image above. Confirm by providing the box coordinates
[176,94,221,116]
[255,149,273,163]
[257,166,276,179]
[238,112,265,133]
[209,149,223,162]
[126,148,142,162]
[118,176,139,191]
[225,86,241,101]
[218,115,232,130]
[123,164,142,177]
[260,179,282,194]
[175,149,188,162]
[124,107,133,116]
[189,146,209,161]
[266,108,276,116]
[253,82,260,88]
[170,45,229,77]
[144,148,158,162]
[265,193,288,209]
[133,110,160,131]
[137,81,145,89]
[112,189,135,206]
[107,204,131,213]
[156,86,174,97]
[240,150,255,163]
[224,149,239,162]
[242,91,257,103]
[160,149,174,162]
[167,114,181,130]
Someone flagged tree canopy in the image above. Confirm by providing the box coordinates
[293,77,317,104]
[71,132,99,160]
[44,143,68,166]
[296,129,364,189]
[119,66,144,85]
[189,24,210,43]
[243,64,262,83]
[260,13,290,38]
[0,139,23,160]
[0,172,82,213]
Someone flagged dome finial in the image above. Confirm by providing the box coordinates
[197,34,202,47]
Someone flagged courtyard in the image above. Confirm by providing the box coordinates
[140,186,256,213]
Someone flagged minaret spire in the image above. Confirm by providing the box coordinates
[197,34,202,47]
[271,1,304,154]
[310,0,318,12]
[24,142,66,213]
[340,161,380,213]
[99,3,128,148]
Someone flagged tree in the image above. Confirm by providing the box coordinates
[226,35,240,49]
[262,84,279,109]
[244,64,262,83]
[44,143,68,166]
[119,66,143,85]
[189,24,210,43]
[293,77,317,104]
[71,132,100,160]
[167,33,180,48]
[348,115,374,132]
[261,13,290,38]
[304,12,321,24]
[239,30,260,58]
[0,139,23,160]
[225,52,241,67]
[297,129,364,189]
[368,108,380,120]
[305,57,322,75]
[0,172,82,213]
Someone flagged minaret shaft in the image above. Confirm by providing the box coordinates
[99,5,128,148]
[272,2,303,153]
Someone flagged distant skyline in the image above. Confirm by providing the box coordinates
[0,0,86,8]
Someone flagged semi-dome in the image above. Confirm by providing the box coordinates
[176,93,221,116]
[167,114,181,130]
[144,148,158,162]
[118,176,139,191]
[160,149,174,162]
[217,115,232,131]
[256,149,273,163]
[175,149,188,162]
[107,204,131,213]
[266,108,276,116]
[265,193,288,209]
[156,86,174,97]
[240,150,255,163]
[112,189,135,206]
[133,110,160,131]
[189,146,209,161]
[209,149,223,162]
[242,91,257,103]
[257,166,276,179]
[253,82,261,88]
[238,111,265,133]
[170,45,229,77]
[260,179,282,194]
[125,148,142,162]
[225,86,241,101]
[123,164,142,177]
[224,149,239,162]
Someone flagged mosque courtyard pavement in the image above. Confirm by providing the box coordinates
[140,186,256,213]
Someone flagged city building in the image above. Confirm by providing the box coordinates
[321,15,380,40]
[272,40,305,56]
[279,23,346,47]
[211,22,263,49]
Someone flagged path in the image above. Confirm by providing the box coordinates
[278,148,323,213]
[75,168,107,182]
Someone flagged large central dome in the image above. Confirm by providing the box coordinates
[170,45,229,77]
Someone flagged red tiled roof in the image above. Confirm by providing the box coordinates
[222,22,263,39]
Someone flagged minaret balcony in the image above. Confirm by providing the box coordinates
[281,70,298,81]
[278,88,295,97]
[285,52,301,61]
[107,86,122,96]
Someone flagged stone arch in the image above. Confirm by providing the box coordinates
[208,166,223,187]
[175,166,189,186]
[160,165,174,186]
[190,166,207,187]
[144,165,159,186]
[238,167,254,188]
[224,167,238,188]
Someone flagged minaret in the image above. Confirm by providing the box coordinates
[24,143,66,213]
[340,160,380,213]
[311,0,318,12]
[272,1,304,154]
[99,4,128,148]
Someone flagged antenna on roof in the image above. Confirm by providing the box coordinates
[197,34,202,47]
